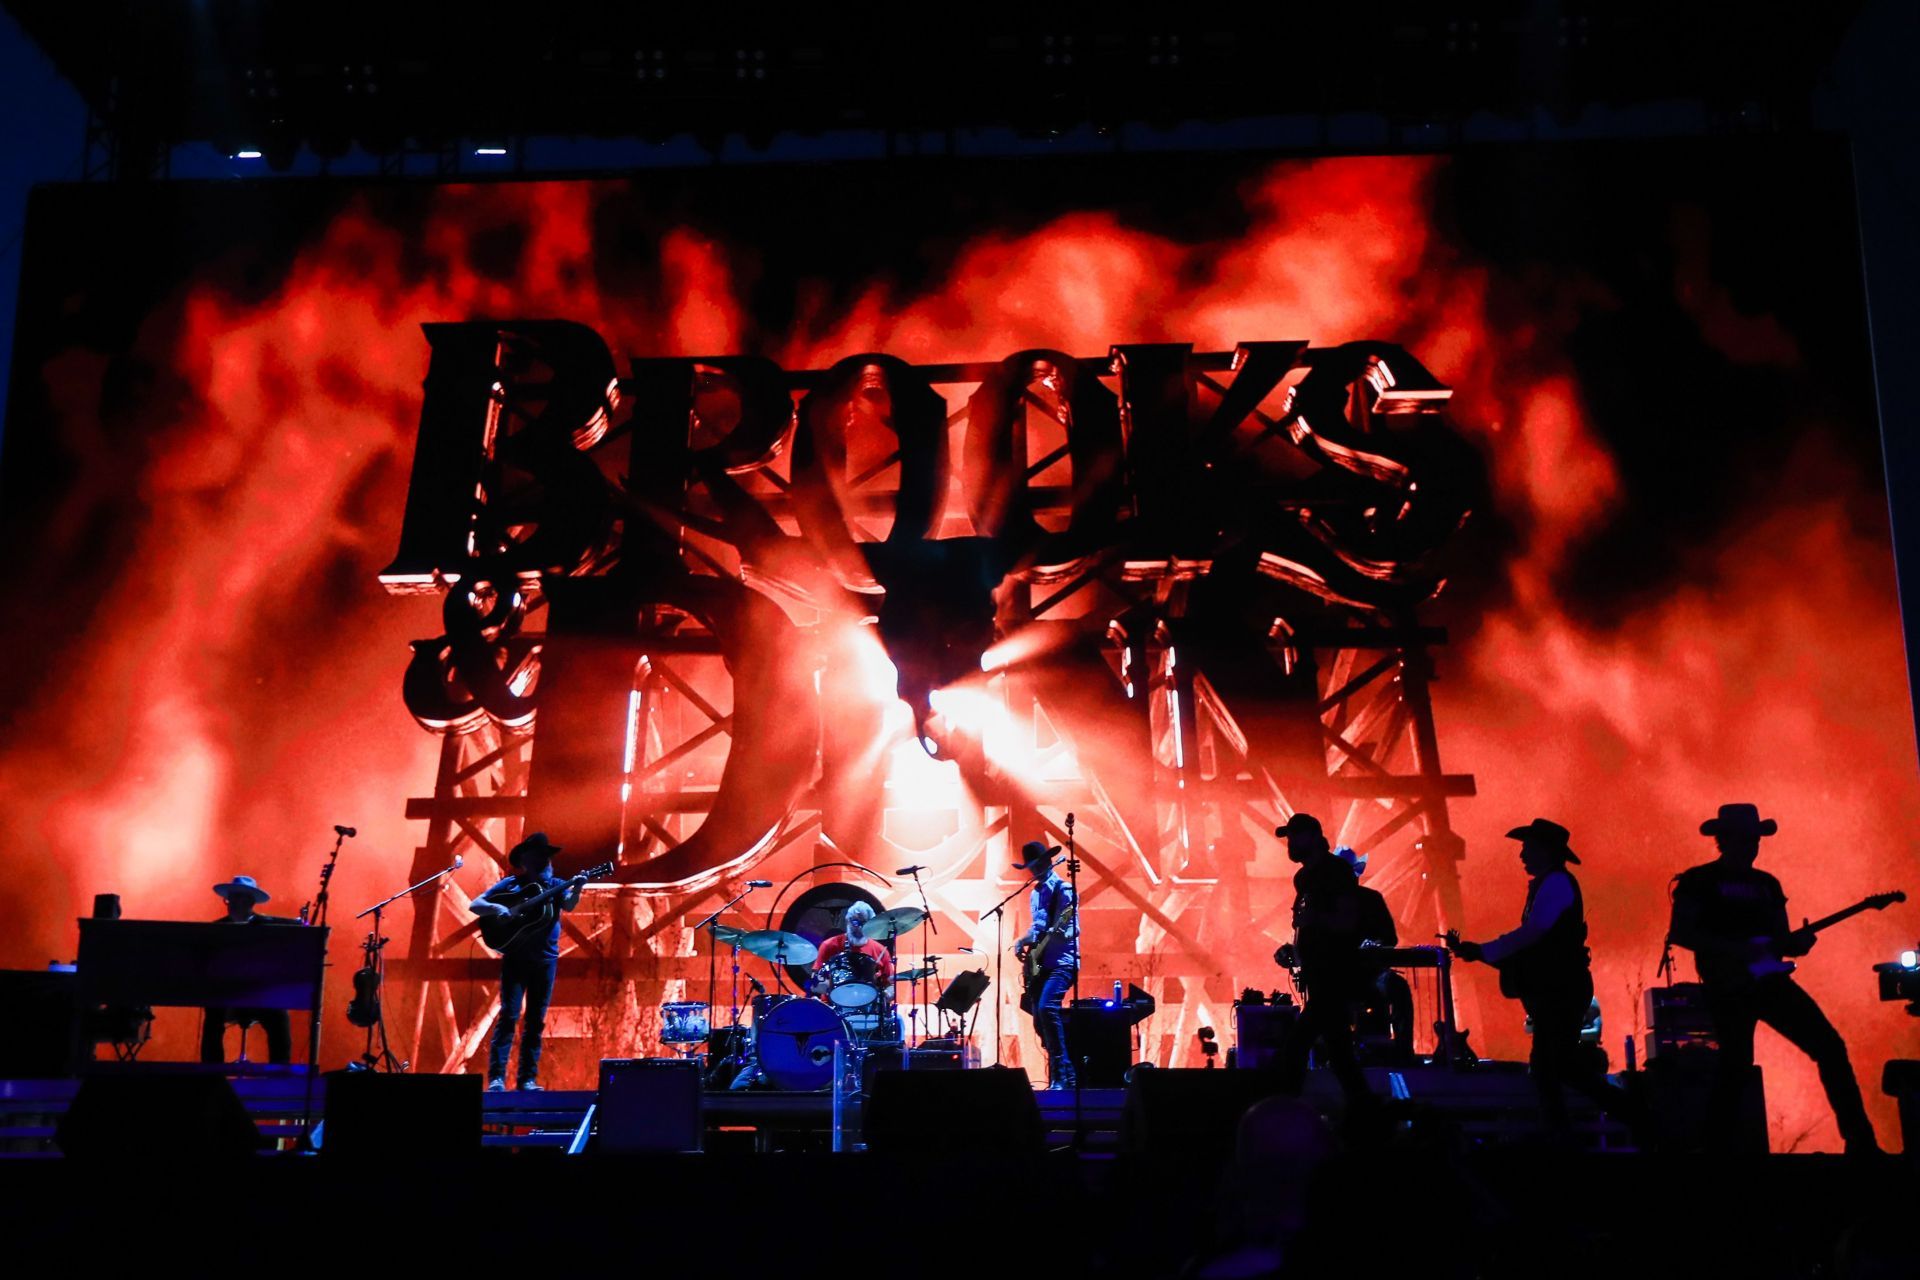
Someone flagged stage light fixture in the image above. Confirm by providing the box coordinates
[475,147,508,156]
[1902,950,1917,970]
[234,150,263,159]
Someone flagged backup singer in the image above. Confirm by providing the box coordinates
[1450,818,1639,1140]
[1669,803,1880,1154]
[469,832,580,1092]
[1014,839,1078,1089]
[200,875,300,1065]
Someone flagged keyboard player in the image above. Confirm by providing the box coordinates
[1337,847,1417,1065]
[199,875,301,1065]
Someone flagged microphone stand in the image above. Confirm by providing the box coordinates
[351,860,462,1073]
[298,829,347,1145]
[694,886,758,1074]
[1066,814,1085,1152]
[907,867,938,1047]
[982,876,1034,1068]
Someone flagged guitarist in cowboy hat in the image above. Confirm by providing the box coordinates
[1669,803,1881,1154]
[1451,818,1641,1143]
[1013,838,1078,1089]
[469,833,582,1091]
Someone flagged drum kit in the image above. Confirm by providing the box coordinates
[661,904,976,1092]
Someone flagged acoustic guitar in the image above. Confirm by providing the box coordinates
[477,862,613,953]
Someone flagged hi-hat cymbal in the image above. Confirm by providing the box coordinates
[864,906,928,940]
[736,930,818,965]
[894,966,937,983]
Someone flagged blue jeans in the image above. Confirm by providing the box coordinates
[1032,965,1077,1085]
[489,952,557,1085]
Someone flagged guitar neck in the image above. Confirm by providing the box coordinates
[1802,899,1878,937]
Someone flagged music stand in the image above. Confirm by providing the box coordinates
[935,969,991,1042]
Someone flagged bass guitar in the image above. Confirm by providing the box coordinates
[477,861,614,954]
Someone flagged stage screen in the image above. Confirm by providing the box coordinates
[2,140,1912,1150]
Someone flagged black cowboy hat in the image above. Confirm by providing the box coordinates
[508,831,563,870]
[1700,803,1777,838]
[1015,839,1061,870]
[1274,813,1325,842]
[1505,817,1580,864]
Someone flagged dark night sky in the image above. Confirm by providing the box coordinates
[0,8,84,432]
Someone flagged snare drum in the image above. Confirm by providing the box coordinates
[824,950,882,1008]
[659,1000,710,1045]
[753,998,851,1091]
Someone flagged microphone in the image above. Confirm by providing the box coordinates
[746,974,767,994]
[453,856,464,870]
[334,825,357,838]
[895,865,926,875]
[747,879,773,888]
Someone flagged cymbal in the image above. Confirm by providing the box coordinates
[710,924,751,946]
[864,906,928,940]
[894,967,936,983]
[736,930,818,965]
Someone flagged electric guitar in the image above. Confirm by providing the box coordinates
[1018,890,1078,1014]
[1727,890,1905,983]
[476,861,614,954]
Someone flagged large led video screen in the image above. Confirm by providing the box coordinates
[2,139,1911,1150]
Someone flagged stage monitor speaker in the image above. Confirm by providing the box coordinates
[1644,1056,1766,1154]
[1122,1068,1286,1160]
[321,1070,480,1157]
[863,1066,1044,1154]
[56,1072,261,1158]
[0,969,81,1078]
[1064,1004,1134,1087]
[596,1058,702,1153]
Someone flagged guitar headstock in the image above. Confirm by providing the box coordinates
[574,861,616,883]
[1868,890,1907,910]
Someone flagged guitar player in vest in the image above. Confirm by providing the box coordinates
[1668,803,1882,1154]
[1013,839,1078,1090]
[1450,818,1641,1143]
[469,832,583,1092]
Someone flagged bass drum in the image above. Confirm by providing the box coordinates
[754,998,851,1091]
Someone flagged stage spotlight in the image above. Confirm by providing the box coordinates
[234,150,263,160]
[475,146,508,156]
[1902,950,1917,970]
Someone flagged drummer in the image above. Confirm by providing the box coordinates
[810,902,895,999]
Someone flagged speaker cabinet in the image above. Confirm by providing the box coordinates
[321,1070,480,1157]
[1122,1068,1285,1159]
[863,1066,1044,1154]
[56,1072,261,1158]
[596,1057,703,1153]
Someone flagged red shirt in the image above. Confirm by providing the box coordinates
[813,934,894,984]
